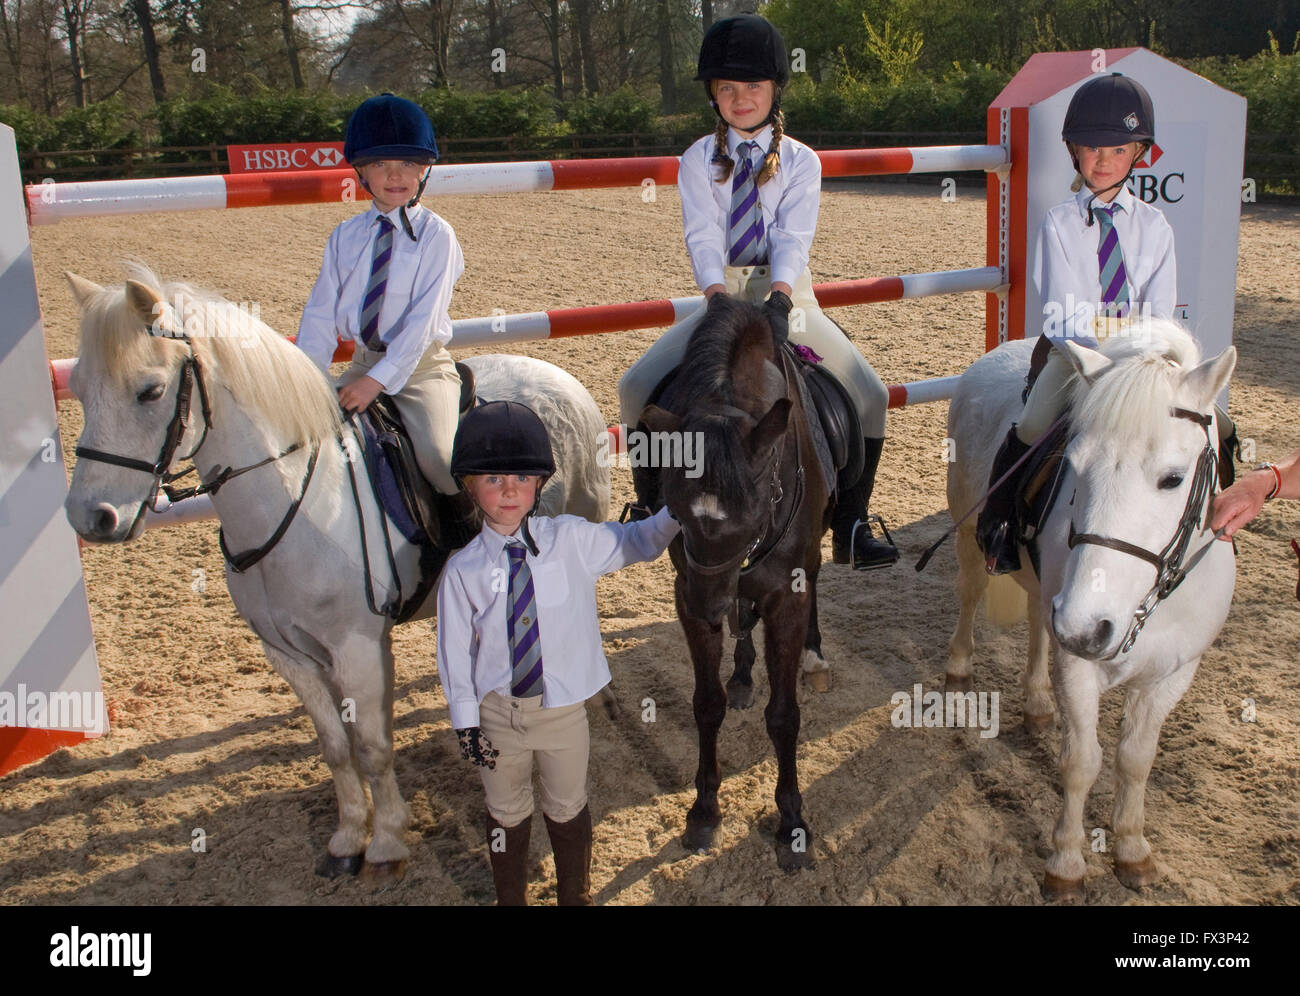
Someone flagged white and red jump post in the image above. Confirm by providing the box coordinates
[3,48,1246,775]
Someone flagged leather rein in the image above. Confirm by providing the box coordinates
[73,323,316,572]
[1065,405,1224,659]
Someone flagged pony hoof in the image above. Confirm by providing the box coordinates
[776,830,814,872]
[1023,712,1055,735]
[1041,871,1085,903]
[1115,856,1159,890]
[682,822,718,854]
[727,682,755,710]
[360,859,407,886]
[316,852,364,878]
[944,673,973,694]
[802,669,832,693]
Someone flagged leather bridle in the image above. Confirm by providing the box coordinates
[1065,405,1223,659]
[74,323,315,571]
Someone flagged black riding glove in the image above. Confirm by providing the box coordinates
[763,290,793,346]
[455,727,499,769]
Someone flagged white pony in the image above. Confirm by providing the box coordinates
[946,320,1236,900]
[63,266,609,882]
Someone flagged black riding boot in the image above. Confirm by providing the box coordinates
[831,437,899,570]
[1216,404,1239,490]
[976,426,1032,575]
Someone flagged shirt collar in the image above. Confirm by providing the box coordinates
[367,201,422,229]
[1074,183,1135,220]
[728,124,774,161]
[476,516,550,559]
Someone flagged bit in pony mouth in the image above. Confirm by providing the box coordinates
[889,683,1001,739]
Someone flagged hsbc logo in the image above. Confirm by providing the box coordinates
[227,142,347,173]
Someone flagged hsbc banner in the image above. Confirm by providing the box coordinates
[227,142,346,173]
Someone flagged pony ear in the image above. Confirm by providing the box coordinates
[640,404,682,436]
[1182,345,1237,412]
[65,272,103,309]
[125,279,181,336]
[746,398,790,459]
[1060,338,1112,385]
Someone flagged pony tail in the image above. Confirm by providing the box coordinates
[711,117,734,184]
[756,108,784,186]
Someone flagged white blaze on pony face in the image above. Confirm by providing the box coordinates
[1048,331,1236,663]
[64,274,203,543]
[689,494,728,521]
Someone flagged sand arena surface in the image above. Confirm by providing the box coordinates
[3,181,1298,905]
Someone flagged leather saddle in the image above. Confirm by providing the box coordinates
[355,361,480,558]
[1015,416,1071,580]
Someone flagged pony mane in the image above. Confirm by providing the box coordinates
[79,263,342,452]
[660,296,776,506]
[1069,318,1204,445]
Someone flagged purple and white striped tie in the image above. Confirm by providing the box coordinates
[1096,204,1131,318]
[506,542,543,697]
[728,141,766,266]
[358,215,394,351]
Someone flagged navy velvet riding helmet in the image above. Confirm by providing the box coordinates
[450,401,556,479]
[344,93,439,165]
[1062,73,1155,148]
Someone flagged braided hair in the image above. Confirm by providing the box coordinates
[710,106,785,187]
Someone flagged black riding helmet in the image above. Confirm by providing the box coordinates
[1062,73,1155,148]
[696,14,789,124]
[451,400,555,480]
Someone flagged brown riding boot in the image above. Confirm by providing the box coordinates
[544,805,593,906]
[486,812,531,906]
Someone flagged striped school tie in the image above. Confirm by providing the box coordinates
[506,542,543,697]
[358,215,394,351]
[1095,204,1131,318]
[728,141,766,266]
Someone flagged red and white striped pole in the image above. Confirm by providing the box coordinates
[49,265,999,402]
[27,145,1007,224]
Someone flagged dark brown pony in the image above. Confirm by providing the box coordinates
[638,294,831,870]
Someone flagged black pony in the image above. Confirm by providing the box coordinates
[638,294,832,870]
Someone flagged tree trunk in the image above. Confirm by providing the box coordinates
[573,0,598,95]
[656,0,675,113]
[278,0,304,89]
[548,0,563,101]
[61,0,86,108]
[702,0,713,30]
[0,0,26,103]
[487,0,502,89]
[131,0,167,103]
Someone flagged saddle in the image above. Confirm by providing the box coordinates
[351,362,480,619]
[1014,416,1071,581]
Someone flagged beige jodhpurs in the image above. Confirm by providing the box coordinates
[617,267,888,438]
[340,344,461,494]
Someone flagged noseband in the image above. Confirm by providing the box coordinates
[1066,405,1222,658]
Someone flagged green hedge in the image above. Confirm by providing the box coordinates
[3,49,1298,193]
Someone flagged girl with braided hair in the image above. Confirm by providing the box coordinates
[619,13,897,570]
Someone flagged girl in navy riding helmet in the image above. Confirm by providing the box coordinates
[618,13,897,571]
